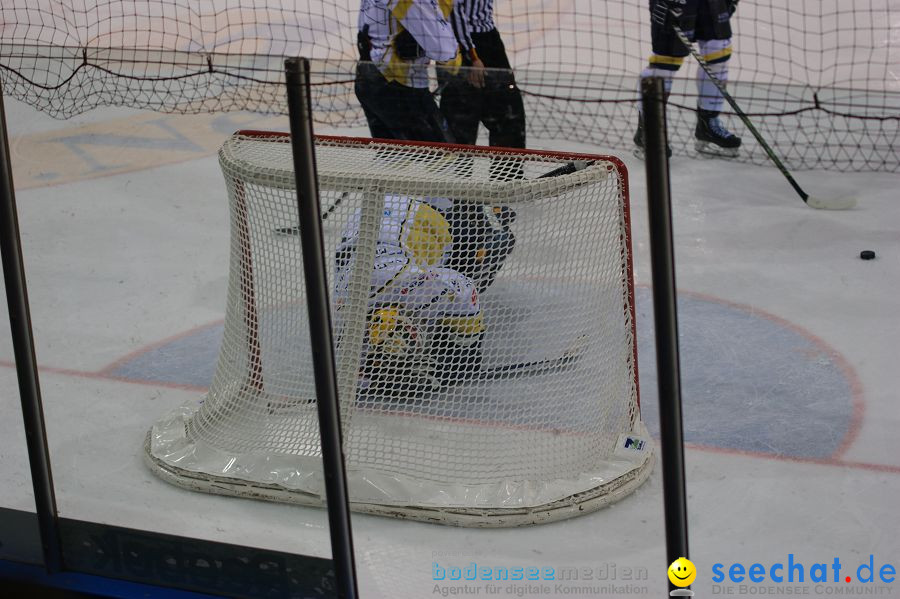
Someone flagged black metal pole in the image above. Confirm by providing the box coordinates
[284,57,359,599]
[641,77,690,593]
[0,87,63,572]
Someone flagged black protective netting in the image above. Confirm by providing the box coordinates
[1,0,898,171]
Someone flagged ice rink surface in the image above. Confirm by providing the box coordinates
[0,95,897,597]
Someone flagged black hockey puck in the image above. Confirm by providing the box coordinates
[860,250,876,260]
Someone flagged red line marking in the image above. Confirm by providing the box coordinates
[685,442,900,475]
[97,319,224,375]
[0,359,207,393]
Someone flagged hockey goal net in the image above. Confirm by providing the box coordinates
[144,132,652,527]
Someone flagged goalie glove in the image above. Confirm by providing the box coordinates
[727,0,739,15]
[651,0,687,27]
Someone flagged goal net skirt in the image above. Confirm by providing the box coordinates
[144,133,653,527]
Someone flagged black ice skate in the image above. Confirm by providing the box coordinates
[632,115,672,160]
[695,108,741,158]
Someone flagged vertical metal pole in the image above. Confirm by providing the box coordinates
[284,57,359,599]
[641,77,690,593]
[0,88,63,572]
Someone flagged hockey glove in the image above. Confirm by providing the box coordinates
[394,29,426,60]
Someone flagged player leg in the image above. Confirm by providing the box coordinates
[337,252,441,397]
[362,266,485,394]
[403,267,485,389]
[634,0,699,158]
[693,0,742,156]
[474,29,527,152]
[634,61,676,159]
[438,63,483,146]
[354,61,397,139]
[334,232,411,393]
[407,83,457,143]
[355,62,454,142]
[363,304,436,396]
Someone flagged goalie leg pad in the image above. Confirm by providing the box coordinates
[363,307,439,396]
[363,266,485,394]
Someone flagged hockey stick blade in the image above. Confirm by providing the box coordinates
[266,335,588,410]
[463,334,588,384]
[805,194,857,211]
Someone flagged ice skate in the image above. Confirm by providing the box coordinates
[695,108,742,158]
[632,115,672,160]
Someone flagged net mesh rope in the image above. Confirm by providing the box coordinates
[145,134,652,526]
[0,0,897,171]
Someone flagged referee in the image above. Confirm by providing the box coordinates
[439,0,526,149]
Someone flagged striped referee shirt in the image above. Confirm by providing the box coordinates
[450,0,496,53]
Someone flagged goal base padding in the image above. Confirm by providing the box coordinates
[144,406,653,528]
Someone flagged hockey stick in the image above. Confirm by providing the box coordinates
[275,191,349,235]
[267,334,588,412]
[538,160,595,179]
[459,333,588,384]
[670,22,857,210]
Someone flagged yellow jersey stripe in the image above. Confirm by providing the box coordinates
[392,0,414,21]
[438,0,454,19]
[649,54,685,66]
[702,47,733,63]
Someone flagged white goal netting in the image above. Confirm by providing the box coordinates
[144,133,652,526]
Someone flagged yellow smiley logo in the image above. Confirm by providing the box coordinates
[668,557,696,587]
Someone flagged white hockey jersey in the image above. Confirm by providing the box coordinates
[335,194,481,327]
[358,0,460,87]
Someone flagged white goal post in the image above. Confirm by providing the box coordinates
[144,132,653,527]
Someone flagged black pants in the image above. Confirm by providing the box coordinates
[354,62,454,142]
[438,29,526,148]
[650,0,732,57]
